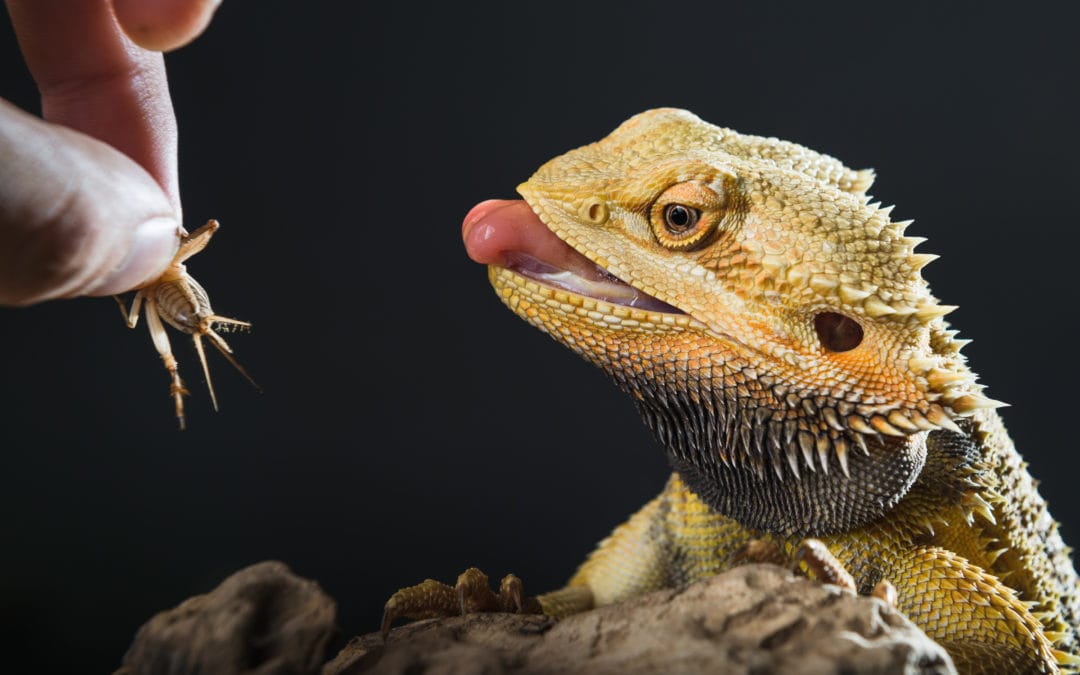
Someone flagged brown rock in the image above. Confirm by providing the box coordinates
[116,560,338,675]
[325,564,955,675]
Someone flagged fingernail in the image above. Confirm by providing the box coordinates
[91,217,180,296]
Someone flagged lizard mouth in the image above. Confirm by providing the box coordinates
[461,200,680,313]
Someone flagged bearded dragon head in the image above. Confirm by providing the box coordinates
[467,108,1002,536]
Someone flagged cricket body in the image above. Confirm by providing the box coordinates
[116,219,256,429]
[387,109,1080,673]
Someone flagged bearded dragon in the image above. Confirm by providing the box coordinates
[384,108,1080,674]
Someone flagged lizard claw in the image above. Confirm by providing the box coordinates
[791,538,858,592]
[791,538,897,608]
[871,578,898,608]
[381,567,542,639]
[501,573,526,613]
[792,538,858,592]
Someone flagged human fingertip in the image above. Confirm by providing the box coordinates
[87,217,181,296]
[112,0,222,52]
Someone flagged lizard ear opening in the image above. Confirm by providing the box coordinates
[815,312,863,352]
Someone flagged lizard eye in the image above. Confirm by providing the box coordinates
[649,181,727,251]
[815,312,864,352]
[663,204,700,232]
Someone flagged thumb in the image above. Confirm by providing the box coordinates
[0,100,180,307]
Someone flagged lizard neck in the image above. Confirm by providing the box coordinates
[667,437,926,538]
[624,363,928,538]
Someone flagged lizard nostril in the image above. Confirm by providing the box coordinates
[815,312,864,352]
[580,198,609,224]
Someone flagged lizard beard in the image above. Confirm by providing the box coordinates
[627,374,928,538]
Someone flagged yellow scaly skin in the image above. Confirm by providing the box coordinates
[394,109,1080,673]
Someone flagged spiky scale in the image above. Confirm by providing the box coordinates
[833,437,850,477]
[869,415,906,437]
[838,284,871,303]
[910,253,940,270]
[887,411,919,432]
[916,304,959,323]
[951,394,1008,414]
[864,297,897,317]
[927,368,969,389]
[926,406,963,434]
[847,416,877,435]
[822,407,845,431]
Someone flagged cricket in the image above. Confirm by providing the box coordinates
[114,219,258,429]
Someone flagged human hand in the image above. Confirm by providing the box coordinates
[0,0,222,306]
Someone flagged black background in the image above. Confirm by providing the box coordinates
[1,3,1078,672]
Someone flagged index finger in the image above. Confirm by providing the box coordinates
[5,0,180,213]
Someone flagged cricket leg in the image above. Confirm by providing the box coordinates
[203,326,260,391]
[175,220,219,263]
[191,334,218,412]
[113,290,145,329]
[144,297,189,429]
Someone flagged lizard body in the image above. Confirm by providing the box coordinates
[396,109,1080,673]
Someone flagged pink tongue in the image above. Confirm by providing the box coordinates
[461,199,600,278]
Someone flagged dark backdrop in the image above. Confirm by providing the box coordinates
[1,3,1078,672]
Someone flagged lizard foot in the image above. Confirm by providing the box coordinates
[381,567,542,638]
[792,538,898,608]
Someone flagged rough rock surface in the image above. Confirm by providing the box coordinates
[324,563,955,675]
[115,560,338,675]
[117,561,955,675]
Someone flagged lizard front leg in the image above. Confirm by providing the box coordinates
[879,545,1067,674]
[553,493,671,611]
[380,494,670,634]
[741,534,1067,672]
